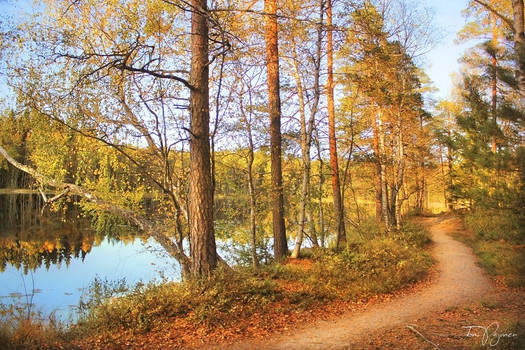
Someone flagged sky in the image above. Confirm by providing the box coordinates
[0,0,473,102]
[423,0,472,100]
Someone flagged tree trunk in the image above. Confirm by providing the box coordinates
[326,0,346,248]
[289,0,323,254]
[491,14,498,153]
[314,126,326,248]
[417,114,425,214]
[372,112,382,220]
[446,111,454,210]
[189,0,217,276]
[512,0,525,107]
[290,59,310,259]
[240,83,259,269]
[264,0,287,260]
[377,111,389,228]
[395,122,405,230]
[247,142,258,268]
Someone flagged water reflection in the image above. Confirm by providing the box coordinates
[0,192,44,229]
[0,221,93,274]
[0,194,145,274]
[0,194,179,318]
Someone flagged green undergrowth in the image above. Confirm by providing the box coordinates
[453,209,525,287]
[0,220,434,349]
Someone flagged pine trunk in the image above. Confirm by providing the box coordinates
[189,0,217,276]
[512,0,525,107]
[327,0,346,248]
[265,0,287,260]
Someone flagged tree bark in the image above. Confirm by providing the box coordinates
[377,111,389,228]
[394,120,405,230]
[240,82,259,269]
[265,0,287,260]
[290,60,310,259]
[446,111,454,211]
[417,114,425,214]
[189,0,217,276]
[289,0,323,255]
[491,14,499,153]
[247,142,258,268]
[372,112,382,220]
[314,126,326,248]
[327,0,346,248]
[512,0,525,107]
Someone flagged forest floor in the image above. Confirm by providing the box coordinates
[73,216,524,350]
[194,216,524,350]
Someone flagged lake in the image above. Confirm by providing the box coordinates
[0,194,181,320]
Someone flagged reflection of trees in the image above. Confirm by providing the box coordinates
[0,194,43,229]
[0,221,94,273]
[0,196,145,273]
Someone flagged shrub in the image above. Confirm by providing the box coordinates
[464,209,523,244]
[308,222,433,300]
[459,209,525,287]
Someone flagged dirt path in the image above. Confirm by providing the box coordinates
[212,217,493,350]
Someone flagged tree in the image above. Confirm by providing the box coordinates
[326,0,346,247]
[471,0,525,107]
[341,2,430,229]
[188,0,218,276]
[279,0,324,258]
[0,0,225,277]
[264,0,287,260]
[450,0,525,210]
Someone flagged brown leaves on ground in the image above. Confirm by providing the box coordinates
[283,257,314,271]
[345,285,525,350]
[72,266,435,350]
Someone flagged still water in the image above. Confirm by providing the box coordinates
[0,194,181,319]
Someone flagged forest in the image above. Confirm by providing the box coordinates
[0,0,523,349]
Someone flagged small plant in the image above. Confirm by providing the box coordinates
[480,299,498,309]
[445,305,458,312]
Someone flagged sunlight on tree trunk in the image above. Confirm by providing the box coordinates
[327,0,346,248]
[265,0,287,260]
[189,0,217,276]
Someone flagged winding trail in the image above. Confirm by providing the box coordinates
[212,217,493,350]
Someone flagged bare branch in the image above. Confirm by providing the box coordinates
[41,188,70,215]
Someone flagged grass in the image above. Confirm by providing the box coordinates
[453,209,525,287]
[0,302,67,350]
[0,220,434,349]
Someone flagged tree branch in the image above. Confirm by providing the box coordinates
[40,187,70,215]
[0,144,191,270]
[472,0,514,31]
